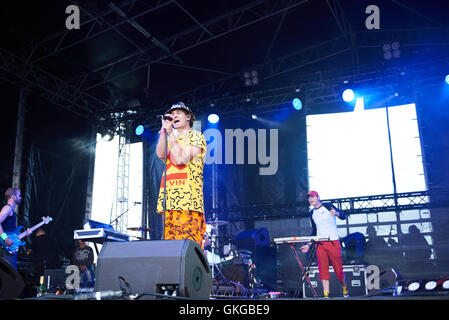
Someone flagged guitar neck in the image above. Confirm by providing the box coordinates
[18,220,47,240]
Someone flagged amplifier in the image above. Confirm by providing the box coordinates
[303,265,368,298]
[44,268,68,292]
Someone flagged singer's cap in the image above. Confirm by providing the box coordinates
[164,102,194,116]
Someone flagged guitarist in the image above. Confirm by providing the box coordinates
[0,188,30,270]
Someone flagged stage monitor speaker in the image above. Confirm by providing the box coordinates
[95,239,212,299]
[0,257,25,299]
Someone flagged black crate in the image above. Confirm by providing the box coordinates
[303,265,367,298]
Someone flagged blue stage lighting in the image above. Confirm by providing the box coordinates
[354,97,365,112]
[292,98,303,110]
[342,89,355,102]
[445,74,449,84]
[208,114,220,124]
[135,125,144,136]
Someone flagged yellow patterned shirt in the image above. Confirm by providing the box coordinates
[157,130,207,214]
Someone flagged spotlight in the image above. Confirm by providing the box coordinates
[208,114,220,124]
[443,279,449,290]
[383,42,400,60]
[292,98,303,110]
[394,278,449,296]
[243,70,259,87]
[342,89,355,102]
[408,281,420,292]
[425,281,437,291]
[135,125,144,136]
[252,114,258,119]
[445,74,449,84]
[101,131,114,141]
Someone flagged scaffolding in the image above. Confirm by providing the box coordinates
[110,122,131,233]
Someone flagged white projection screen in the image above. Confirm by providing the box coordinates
[91,134,143,234]
[306,103,427,200]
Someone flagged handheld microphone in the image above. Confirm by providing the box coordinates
[156,114,173,121]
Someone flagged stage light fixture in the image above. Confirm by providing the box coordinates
[252,114,258,119]
[292,98,303,110]
[135,125,144,136]
[445,75,449,84]
[243,70,259,87]
[342,89,355,102]
[383,42,400,60]
[408,281,420,292]
[425,281,438,291]
[442,279,449,290]
[208,114,220,124]
[101,131,114,141]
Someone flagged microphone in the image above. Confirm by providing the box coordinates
[75,290,124,300]
[156,114,173,121]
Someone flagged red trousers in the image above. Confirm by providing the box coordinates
[315,240,345,282]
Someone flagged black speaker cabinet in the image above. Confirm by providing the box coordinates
[95,239,212,299]
[0,257,25,299]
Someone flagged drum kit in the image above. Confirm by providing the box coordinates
[203,219,232,278]
[203,219,261,290]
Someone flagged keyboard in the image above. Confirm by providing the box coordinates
[74,228,130,244]
[273,236,330,244]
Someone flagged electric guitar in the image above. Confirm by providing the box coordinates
[0,216,52,255]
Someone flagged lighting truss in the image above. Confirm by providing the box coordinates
[0,48,107,118]
[211,191,432,221]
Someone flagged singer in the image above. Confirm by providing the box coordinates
[156,102,207,249]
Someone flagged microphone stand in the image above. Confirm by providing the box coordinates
[161,129,168,240]
[110,202,139,231]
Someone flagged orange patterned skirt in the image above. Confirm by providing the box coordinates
[161,210,206,249]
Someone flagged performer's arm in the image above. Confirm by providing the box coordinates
[309,216,317,237]
[300,213,316,253]
[168,132,202,165]
[0,206,13,245]
[156,115,173,159]
[330,205,346,220]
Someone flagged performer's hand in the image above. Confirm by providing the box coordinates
[25,228,31,236]
[161,114,174,135]
[330,207,339,217]
[4,238,14,246]
[300,244,310,253]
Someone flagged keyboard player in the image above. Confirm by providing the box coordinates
[299,190,349,298]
